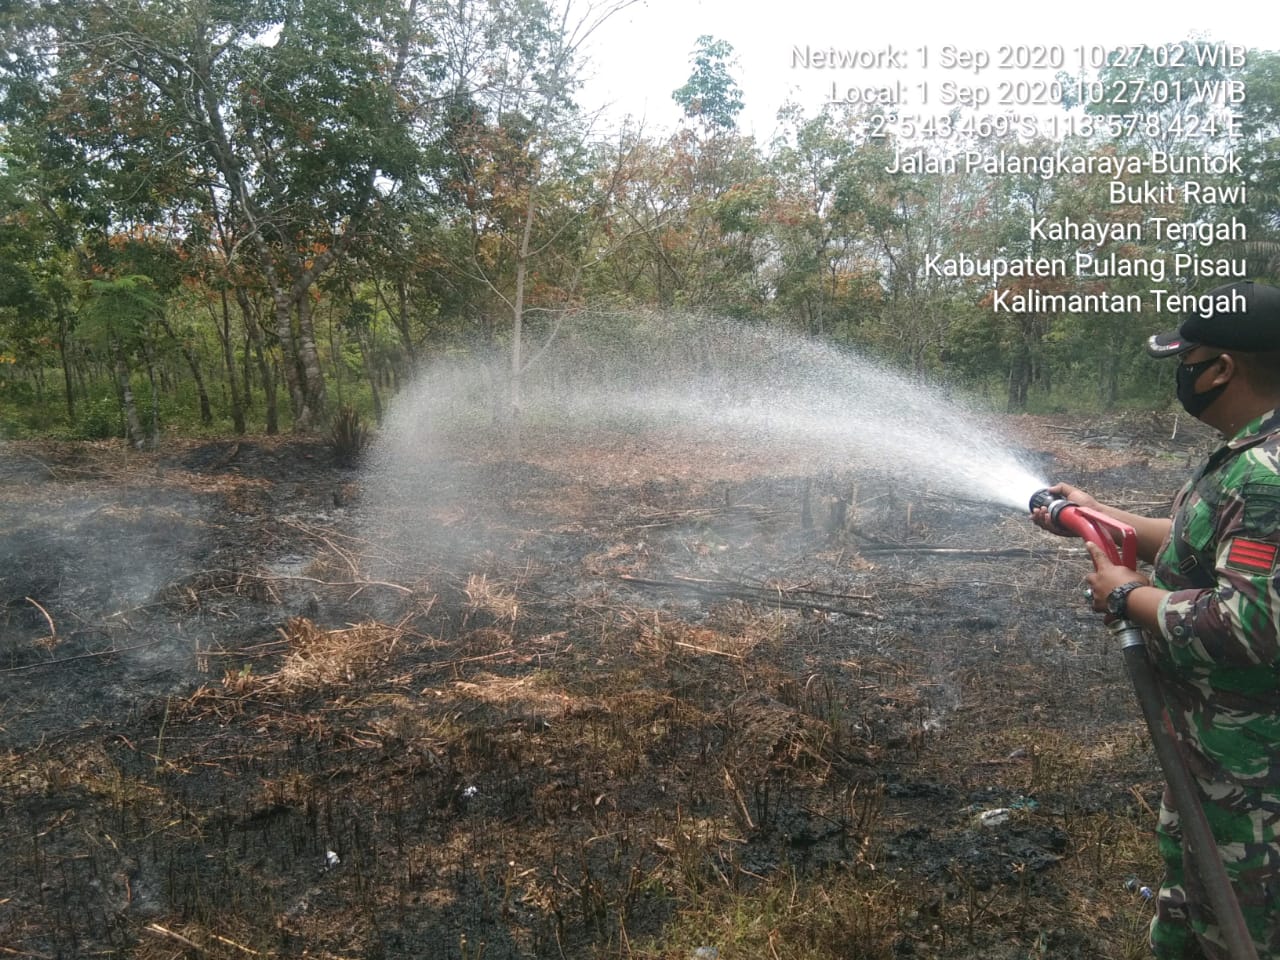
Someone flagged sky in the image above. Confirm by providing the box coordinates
[573,0,1270,140]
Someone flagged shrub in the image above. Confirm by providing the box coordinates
[76,396,124,440]
[329,405,368,467]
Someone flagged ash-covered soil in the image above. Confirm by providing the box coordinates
[0,413,1220,959]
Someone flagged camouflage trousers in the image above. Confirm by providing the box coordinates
[1150,783,1280,959]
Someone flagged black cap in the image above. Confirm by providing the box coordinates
[1147,281,1280,358]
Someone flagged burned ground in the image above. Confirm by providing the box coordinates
[0,414,1220,959]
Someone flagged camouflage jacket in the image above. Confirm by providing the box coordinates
[1150,407,1280,788]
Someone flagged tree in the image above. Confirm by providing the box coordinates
[1,0,426,431]
[1234,49,1280,275]
[430,0,638,441]
[586,36,770,316]
[768,104,878,337]
[79,275,165,447]
[0,132,88,427]
[672,35,744,133]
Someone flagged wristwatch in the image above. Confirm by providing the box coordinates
[1106,581,1146,618]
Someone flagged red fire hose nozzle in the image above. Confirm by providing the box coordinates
[1028,488,1138,572]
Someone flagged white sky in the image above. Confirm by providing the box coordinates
[575,0,1270,140]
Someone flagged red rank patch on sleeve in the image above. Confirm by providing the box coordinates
[1224,538,1279,575]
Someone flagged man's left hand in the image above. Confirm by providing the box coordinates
[1084,542,1149,613]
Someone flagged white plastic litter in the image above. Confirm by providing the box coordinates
[976,808,1012,828]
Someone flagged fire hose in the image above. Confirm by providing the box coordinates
[1029,490,1259,960]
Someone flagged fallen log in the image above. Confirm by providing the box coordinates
[857,545,1054,558]
[611,574,886,620]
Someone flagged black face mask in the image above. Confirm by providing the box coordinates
[1176,355,1227,418]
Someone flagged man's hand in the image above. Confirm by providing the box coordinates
[1031,482,1102,537]
[1084,541,1149,613]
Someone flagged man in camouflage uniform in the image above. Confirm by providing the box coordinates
[1034,280,1280,959]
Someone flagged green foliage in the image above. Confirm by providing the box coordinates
[79,275,164,353]
[673,35,745,131]
[1238,49,1280,237]
[75,395,124,440]
[0,4,1276,431]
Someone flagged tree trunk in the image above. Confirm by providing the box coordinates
[295,292,327,429]
[510,186,537,452]
[260,343,278,435]
[219,289,246,434]
[272,288,326,431]
[192,361,212,425]
[397,279,415,365]
[273,291,307,427]
[1006,350,1030,412]
[237,287,278,435]
[328,302,343,408]
[57,307,75,423]
[378,277,417,369]
[358,338,384,423]
[242,328,254,399]
[145,350,161,448]
[158,315,213,425]
[112,344,145,448]
[1104,347,1120,410]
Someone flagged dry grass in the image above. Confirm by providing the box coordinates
[465,572,521,625]
[630,865,912,960]
[217,617,403,696]
[2,591,1165,960]
[0,424,1190,959]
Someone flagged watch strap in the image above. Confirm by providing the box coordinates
[1107,581,1146,618]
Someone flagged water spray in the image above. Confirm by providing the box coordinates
[1028,489,1258,960]
[366,315,1050,523]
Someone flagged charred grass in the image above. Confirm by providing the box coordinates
[0,419,1211,958]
